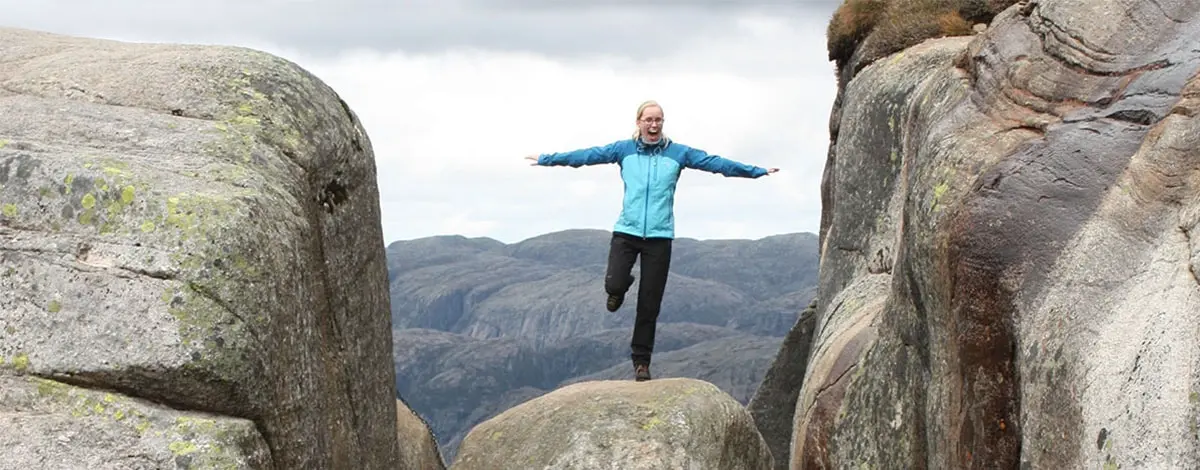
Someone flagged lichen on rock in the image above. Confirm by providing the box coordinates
[0,375,271,469]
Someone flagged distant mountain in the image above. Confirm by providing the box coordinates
[386,229,819,461]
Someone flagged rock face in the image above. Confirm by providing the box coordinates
[0,27,411,468]
[783,0,1200,468]
[450,378,773,470]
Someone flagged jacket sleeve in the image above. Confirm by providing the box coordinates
[538,140,626,167]
[682,147,768,178]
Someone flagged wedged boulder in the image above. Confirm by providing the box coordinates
[0,27,404,468]
[396,398,447,470]
[450,378,772,470]
[797,0,1200,468]
[746,298,816,470]
[0,375,271,469]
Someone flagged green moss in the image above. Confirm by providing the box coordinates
[1,203,15,218]
[121,185,136,204]
[48,300,61,313]
[141,220,156,232]
[11,353,29,372]
[170,441,199,455]
[0,139,8,149]
[99,159,129,177]
[81,193,96,209]
[30,377,152,436]
[930,179,951,213]
[641,416,664,431]
[203,70,307,169]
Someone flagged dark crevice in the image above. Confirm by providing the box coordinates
[33,371,236,417]
[30,370,271,458]
[316,170,350,213]
[1104,109,1161,125]
[125,266,174,280]
[802,363,859,421]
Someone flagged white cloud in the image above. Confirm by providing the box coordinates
[76,11,839,245]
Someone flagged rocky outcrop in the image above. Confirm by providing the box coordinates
[788,0,1200,468]
[450,378,772,470]
[396,398,447,470]
[0,27,411,468]
[746,298,817,470]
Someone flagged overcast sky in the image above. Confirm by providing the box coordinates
[1,1,841,245]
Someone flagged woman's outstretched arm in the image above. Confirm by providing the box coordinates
[682,146,778,178]
[526,140,629,167]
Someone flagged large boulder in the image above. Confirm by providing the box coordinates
[794,0,1200,468]
[0,27,407,468]
[450,378,772,470]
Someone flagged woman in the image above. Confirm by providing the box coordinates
[524,100,779,381]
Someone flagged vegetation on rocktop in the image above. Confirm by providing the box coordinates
[827,0,1020,75]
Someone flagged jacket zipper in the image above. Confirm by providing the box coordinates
[643,154,651,238]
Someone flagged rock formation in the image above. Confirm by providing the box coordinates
[758,0,1200,468]
[397,398,447,470]
[746,299,816,470]
[0,27,439,468]
[450,378,773,470]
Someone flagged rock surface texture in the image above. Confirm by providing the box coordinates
[0,27,424,468]
[450,378,773,470]
[782,0,1200,468]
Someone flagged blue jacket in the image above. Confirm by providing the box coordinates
[537,137,768,239]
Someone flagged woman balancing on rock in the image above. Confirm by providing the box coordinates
[524,100,779,382]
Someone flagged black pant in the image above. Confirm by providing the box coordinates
[605,231,672,366]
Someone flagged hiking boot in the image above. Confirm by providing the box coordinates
[634,363,651,382]
[606,292,625,312]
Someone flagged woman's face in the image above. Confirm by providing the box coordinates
[638,105,664,141]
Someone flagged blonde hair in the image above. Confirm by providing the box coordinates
[632,100,665,140]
